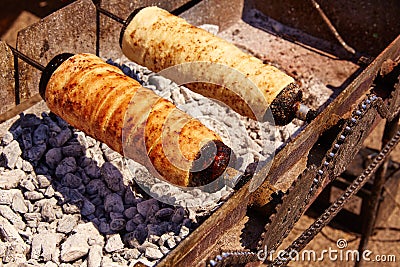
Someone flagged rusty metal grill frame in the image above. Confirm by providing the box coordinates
[0,0,400,266]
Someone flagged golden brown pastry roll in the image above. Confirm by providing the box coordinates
[121,6,300,125]
[40,53,232,187]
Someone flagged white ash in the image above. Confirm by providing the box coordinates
[0,112,197,266]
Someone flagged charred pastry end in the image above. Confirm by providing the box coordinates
[270,83,317,125]
[188,140,234,187]
[270,83,303,125]
[39,53,74,101]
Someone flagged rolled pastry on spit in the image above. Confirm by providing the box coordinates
[121,6,302,125]
[39,53,232,187]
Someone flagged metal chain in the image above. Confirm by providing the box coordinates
[207,94,395,266]
[270,128,400,266]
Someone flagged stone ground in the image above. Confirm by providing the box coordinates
[1,2,399,267]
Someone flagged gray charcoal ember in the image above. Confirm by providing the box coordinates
[24,213,41,226]
[31,232,63,262]
[2,131,14,145]
[84,161,101,179]
[62,203,81,214]
[134,224,148,244]
[34,163,49,175]
[85,136,97,148]
[55,157,77,178]
[109,212,124,220]
[81,198,96,216]
[147,224,162,237]
[24,191,44,201]
[19,178,36,191]
[18,227,33,244]
[101,162,124,192]
[69,189,85,204]
[122,248,141,260]
[79,156,91,168]
[4,243,29,263]
[9,125,22,140]
[37,175,52,188]
[62,145,84,158]
[110,218,126,231]
[145,204,160,222]
[60,233,90,262]
[45,148,63,170]
[171,207,185,223]
[131,213,145,225]
[0,216,28,251]
[74,132,88,148]
[124,188,137,205]
[77,168,90,185]
[44,261,59,267]
[160,245,170,255]
[64,138,81,146]
[166,237,177,249]
[179,225,190,239]
[32,124,49,145]
[44,185,55,198]
[144,245,163,260]
[15,157,23,170]
[125,219,137,232]
[147,214,160,225]
[91,218,101,227]
[57,214,79,234]
[158,233,170,247]
[2,140,22,168]
[43,114,62,133]
[98,221,111,235]
[137,199,159,217]
[171,88,186,105]
[85,179,104,195]
[104,193,124,213]
[87,245,103,267]
[104,234,124,253]
[20,114,41,128]
[148,74,172,91]
[0,189,12,205]
[85,147,105,166]
[103,147,121,162]
[182,218,192,229]
[0,205,26,230]
[25,143,47,163]
[123,207,138,219]
[21,160,34,172]
[89,196,103,206]
[123,232,140,248]
[61,173,82,189]
[155,208,174,221]
[54,186,70,204]
[94,205,105,219]
[132,258,157,267]
[49,128,72,147]
[41,200,57,222]
[74,222,104,246]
